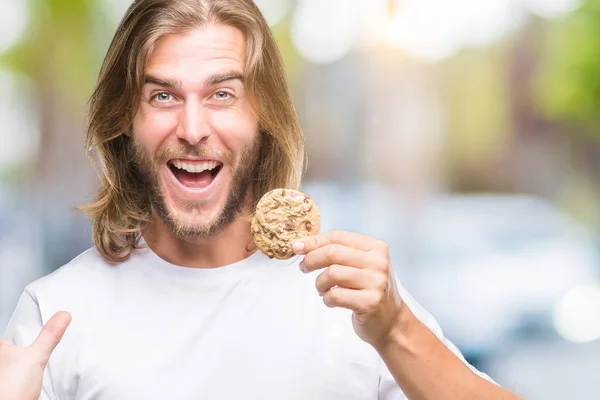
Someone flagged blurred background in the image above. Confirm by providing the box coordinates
[2,0,600,398]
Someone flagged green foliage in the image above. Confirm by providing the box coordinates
[0,0,109,104]
[535,0,600,130]
[440,43,513,167]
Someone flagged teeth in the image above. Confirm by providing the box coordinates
[171,160,220,173]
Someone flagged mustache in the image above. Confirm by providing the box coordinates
[154,144,235,164]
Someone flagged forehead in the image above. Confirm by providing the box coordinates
[145,24,246,82]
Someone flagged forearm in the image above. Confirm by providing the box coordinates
[374,305,523,400]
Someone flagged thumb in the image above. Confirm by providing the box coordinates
[31,311,72,364]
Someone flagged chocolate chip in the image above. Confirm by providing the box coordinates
[305,221,312,232]
[285,219,294,230]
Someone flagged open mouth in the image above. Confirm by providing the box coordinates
[167,159,223,190]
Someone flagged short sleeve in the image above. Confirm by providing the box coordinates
[3,290,57,400]
[377,277,497,399]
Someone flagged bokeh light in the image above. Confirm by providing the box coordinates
[254,0,294,26]
[0,0,29,54]
[0,68,39,170]
[384,0,524,62]
[524,0,581,19]
[553,284,600,343]
[290,0,360,64]
[102,0,133,25]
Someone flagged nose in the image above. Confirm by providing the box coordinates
[175,99,211,145]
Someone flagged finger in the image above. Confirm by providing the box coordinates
[292,230,383,255]
[32,311,72,363]
[300,244,373,273]
[315,265,375,295]
[322,287,381,313]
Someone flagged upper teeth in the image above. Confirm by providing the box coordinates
[172,160,220,173]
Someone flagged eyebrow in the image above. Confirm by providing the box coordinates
[205,71,244,87]
[144,75,182,90]
[143,71,244,90]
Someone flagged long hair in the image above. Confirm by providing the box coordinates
[81,0,305,263]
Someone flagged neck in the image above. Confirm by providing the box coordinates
[142,209,256,269]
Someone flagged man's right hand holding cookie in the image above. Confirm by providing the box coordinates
[293,230,523,400]
[292,230,402,348]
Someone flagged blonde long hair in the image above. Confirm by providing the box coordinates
[81,0,305,263]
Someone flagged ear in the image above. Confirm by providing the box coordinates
[121,119,132,137]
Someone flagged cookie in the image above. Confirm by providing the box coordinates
[252,188,321,260]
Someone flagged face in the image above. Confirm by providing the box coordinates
[131,24,261,241]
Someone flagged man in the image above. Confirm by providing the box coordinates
[0,1,521,399]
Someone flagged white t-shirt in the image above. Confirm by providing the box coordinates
[4,245,492,399]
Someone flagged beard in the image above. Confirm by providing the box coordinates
[129,134,261,242]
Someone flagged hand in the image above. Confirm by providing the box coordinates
[0,312,72,400]
[293,231,403,349]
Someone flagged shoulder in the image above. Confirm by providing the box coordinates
[26,248,115,297]
[24,247,121,323]
[4,248,119,343]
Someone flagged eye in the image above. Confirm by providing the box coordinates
[213,91,232,101]
[152,92,173,102]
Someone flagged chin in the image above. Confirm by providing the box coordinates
[155,187,242,242]
[164,198,223,230]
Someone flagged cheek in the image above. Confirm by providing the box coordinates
[211,109,258,151]
[133,108,178,152]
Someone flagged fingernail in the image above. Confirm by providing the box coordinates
[299,261,307,273]
[292,241,305,254]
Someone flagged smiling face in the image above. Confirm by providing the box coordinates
[131,24,261,241]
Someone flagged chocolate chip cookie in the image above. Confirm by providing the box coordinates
[252,188,321,260]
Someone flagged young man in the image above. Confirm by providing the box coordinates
[1,1,521,399]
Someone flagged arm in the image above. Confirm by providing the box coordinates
[374,302,519,400]
[294,230,523,400]
[1,290,71,400]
